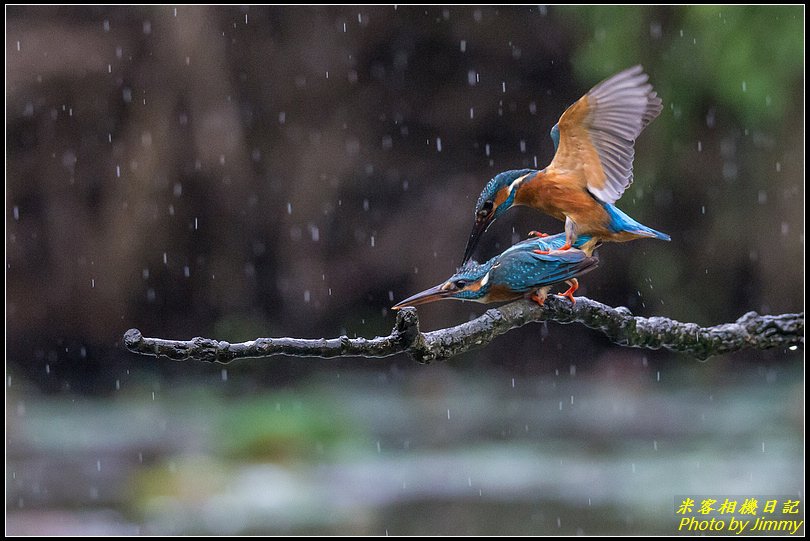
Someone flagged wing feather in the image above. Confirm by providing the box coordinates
[495,248,598,292]
[548,65,662,204]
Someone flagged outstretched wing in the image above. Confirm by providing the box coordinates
[547,65,662,204]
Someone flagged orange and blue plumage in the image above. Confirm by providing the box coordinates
[462,66,670,264]
[393,233,598,308]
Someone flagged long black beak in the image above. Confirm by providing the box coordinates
[392,283,452,310]
[462,217,492,265]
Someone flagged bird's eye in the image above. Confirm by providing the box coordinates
[453,279,468,289]
[477,201,494,218]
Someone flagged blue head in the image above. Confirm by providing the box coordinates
[393,232,600,309]
[392,259,497,308]
[463,169,535,264]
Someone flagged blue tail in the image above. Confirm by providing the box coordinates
[602,202,671,241]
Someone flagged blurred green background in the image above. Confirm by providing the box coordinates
[6,6,803,535]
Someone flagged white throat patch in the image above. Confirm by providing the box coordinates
[480,271,490,287]
[507,173,531,197]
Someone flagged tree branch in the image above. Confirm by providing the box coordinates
[123,296,804,364]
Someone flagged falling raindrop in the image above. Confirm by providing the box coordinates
[460,40,467,52]
[13,206,19,220]
[436,137,442,152]
[221,369,228,382]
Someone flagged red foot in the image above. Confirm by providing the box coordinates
[558,242,572,251]
[532,249,551,255]
[530,293,546,306]
[528,230,549,238]
[556,279,579,304]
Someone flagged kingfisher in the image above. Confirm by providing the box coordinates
[462,65,670,265]
[393,233,599,309]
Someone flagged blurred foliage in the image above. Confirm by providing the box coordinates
[218,393,359,460]
[569,5,803,125]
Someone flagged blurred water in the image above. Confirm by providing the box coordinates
[7,361,803,535]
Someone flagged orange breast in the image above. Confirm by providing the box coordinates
[516,170,612,236]
[482,284,523,303]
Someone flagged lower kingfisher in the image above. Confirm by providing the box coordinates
[462,65,670,265]
[393,233,599,309]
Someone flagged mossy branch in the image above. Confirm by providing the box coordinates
[123,296,803,364]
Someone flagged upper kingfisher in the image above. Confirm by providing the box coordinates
[393,233,599,309]
[462,65,670,265]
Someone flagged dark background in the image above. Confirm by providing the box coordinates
[7,6,804,535]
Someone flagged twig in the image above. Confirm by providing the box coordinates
[123,296,804,364]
